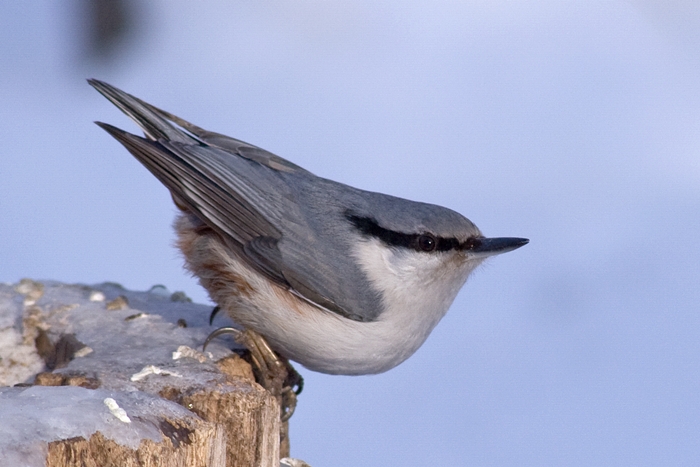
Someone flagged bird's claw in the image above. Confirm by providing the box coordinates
[204,323,302,420]
[208,305,221,325]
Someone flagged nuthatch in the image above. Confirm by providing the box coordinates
[90,80,528,378]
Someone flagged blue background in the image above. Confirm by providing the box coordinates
[2,2,699,465]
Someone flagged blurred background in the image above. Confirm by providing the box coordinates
[1,1,699,465]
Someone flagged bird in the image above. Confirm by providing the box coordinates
[89,79,528,379]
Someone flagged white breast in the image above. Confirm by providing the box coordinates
[249,237,481,374]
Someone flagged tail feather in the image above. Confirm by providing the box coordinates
[88,79,194,144]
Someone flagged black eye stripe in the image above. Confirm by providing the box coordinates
[346,213,462,253]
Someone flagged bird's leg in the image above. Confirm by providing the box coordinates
[240,329,285,391]
[204,326,283,389]
[203,325,302,421]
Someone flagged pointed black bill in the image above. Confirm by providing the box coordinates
[470,237,529,257]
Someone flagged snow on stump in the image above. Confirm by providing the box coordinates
[0,279,289,467]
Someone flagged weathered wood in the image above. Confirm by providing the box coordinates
[46,408,226,467]
[0,279,300,467]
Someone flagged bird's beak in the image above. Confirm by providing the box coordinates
[468,237,529,258]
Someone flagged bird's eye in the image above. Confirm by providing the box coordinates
[417,234,437,252]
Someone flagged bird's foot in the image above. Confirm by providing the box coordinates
[204,326,302,421]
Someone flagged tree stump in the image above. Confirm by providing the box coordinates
[0,279,301,467]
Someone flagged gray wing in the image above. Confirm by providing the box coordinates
[89,79,307,174]
[91,80,381,320]
[94,126,283,243]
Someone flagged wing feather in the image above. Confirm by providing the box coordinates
[91,80,382,321]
